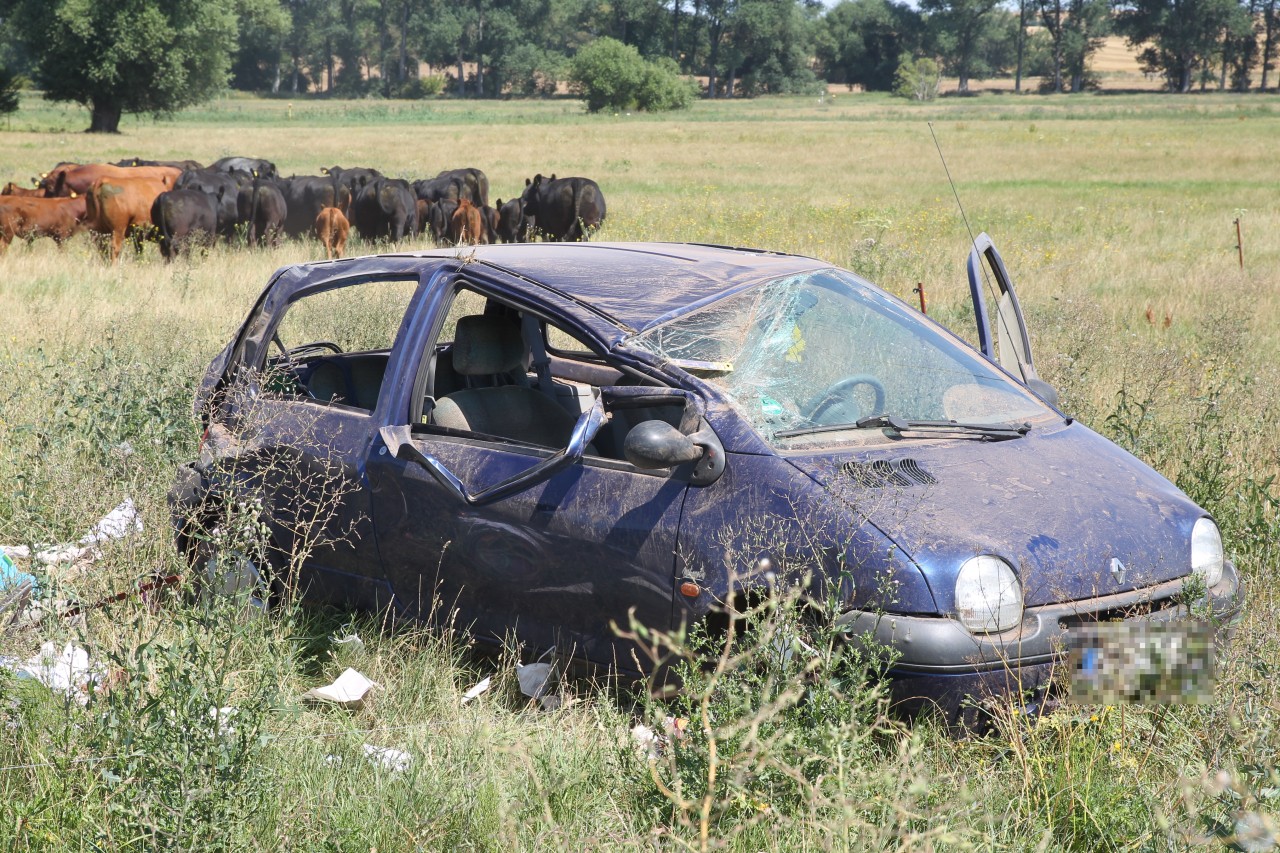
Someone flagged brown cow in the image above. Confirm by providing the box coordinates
[449,198,485,245]
[314,207,349,259]
[47,164,181,198]
[85,175,173,262]
[0,196,87,253]
[2,183,44,197]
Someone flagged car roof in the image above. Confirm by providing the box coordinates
[464,242,830,333]
[282,242,831,339]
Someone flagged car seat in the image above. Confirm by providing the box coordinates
[431,314,582,448]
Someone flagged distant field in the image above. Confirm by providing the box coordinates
[0,92,1278,849]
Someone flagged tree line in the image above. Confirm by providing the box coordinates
[0,0,1276,132]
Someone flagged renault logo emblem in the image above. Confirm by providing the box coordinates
[1110,557,1127,584]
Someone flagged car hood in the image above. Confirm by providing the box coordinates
[785,420,1204,610]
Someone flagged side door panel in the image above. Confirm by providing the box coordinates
[235,399,390,609]
[367,436,686,666]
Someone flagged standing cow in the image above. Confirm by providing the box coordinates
[151,189,218,261]
[494,198,529,243]
[315,207,350,259]
[449,199,485,245]
[520,175,606,242]
[85,175,173,262]
[350,178,417,242]
[236,176,288,248]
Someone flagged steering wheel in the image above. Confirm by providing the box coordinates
[804,374,887,424]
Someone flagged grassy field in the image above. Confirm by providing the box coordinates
[0,90,1278,850]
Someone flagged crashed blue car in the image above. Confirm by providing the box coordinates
[170,239,1243,722]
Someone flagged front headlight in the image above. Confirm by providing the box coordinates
[1191,517,1224,588]
[955,555,1023,633]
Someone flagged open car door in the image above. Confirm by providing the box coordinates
[966,233,1059,406]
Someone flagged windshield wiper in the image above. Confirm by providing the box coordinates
[775,414,1032,441]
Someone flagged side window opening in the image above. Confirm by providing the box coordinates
[419,285,685,464]
[263,277,419,411]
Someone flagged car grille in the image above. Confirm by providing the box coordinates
[842,458,938,488]
[1057,594,1183,627]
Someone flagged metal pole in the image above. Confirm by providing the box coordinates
[913,283,927,314]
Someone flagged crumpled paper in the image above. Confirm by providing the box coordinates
[303,668,380,709]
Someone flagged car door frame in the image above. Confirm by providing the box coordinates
[365,264,699,664]
[966,232,1060,406]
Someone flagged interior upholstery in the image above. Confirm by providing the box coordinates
[432,314,579,448]
[433,385,580,447]
[451,314,527,375]
[302,353,390,410]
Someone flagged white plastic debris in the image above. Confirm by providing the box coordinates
[331,630,365,655]
[208,706,238,738]
[631,724,662,760]
[363,744,412,772]
[303,668,380,709]
[0,641,103,704]
[515,662,553,700]
[630,716,689,761]
[1,499,142,566]
[461,676,492,705]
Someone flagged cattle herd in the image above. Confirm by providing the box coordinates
[0,156,608,262]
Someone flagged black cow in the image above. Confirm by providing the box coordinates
[174,169,242,238]
[494,198,529,243]
[480,204,499,244]
[236,177,287,247]
[151,190,218,261]
[322,166,384,201]
[351,178,417,242]
[114,158,204,171]
[424,198,459,245]
[212,157,279,181]
[412,167,488,207]
[521,175,606,242]
[279,175,352,239]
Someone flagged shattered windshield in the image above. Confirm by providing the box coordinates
[631,269,1051,446]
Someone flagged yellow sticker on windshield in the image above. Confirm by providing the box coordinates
[786,325,806,363]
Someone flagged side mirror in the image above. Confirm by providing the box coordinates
[624,420,703,469]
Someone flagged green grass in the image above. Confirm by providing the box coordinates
[0,91,1278,850]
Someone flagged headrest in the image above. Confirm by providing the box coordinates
[452,314,526,376]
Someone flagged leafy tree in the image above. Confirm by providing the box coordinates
[1262,0,1280,89]
[491,43,568,97]
[569,36,692,111]
[893,54,941,98]
[722,0,825,96]
[1038,0,1109,92]
[818,0,924,91]
[2,0,238,132]
[1114,0,1245,91]
[920,0,1002,92]
[230,0,293,92]
[0,65,20,119]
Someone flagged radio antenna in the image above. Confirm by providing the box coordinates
[928,121,981,254]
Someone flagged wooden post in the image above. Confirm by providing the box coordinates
[1235,217,1244,270]
[913,283,927,314]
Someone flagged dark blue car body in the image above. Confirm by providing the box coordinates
[171,241,1243,722]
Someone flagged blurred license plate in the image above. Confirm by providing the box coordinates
[1069,621,1214,705]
